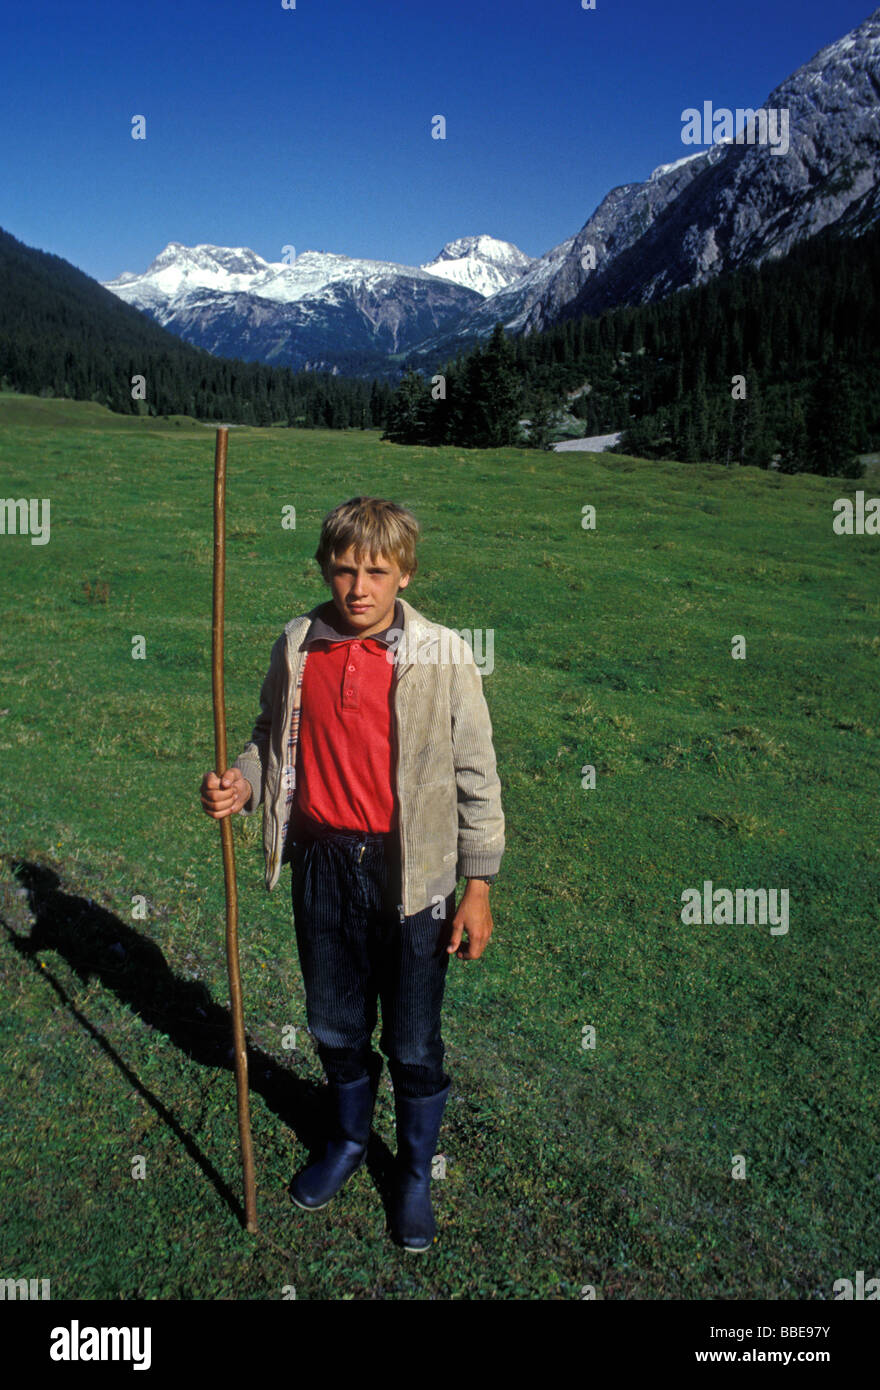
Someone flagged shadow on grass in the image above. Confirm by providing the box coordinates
[0,857,397,1231]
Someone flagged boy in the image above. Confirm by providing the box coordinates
[200,496,504,1251]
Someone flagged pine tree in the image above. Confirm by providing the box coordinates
[777,398,809,474]
[382,369,428,444]
[528,391,556,450]
[475,323,522,447]
[806,361,863,477]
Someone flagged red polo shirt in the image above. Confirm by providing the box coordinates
[294,602,399,833]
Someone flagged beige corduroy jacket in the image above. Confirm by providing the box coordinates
[233,595,504,916]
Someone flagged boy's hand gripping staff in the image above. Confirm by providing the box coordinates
[211,427,258,1233]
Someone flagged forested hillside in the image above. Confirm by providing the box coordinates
[387,223,880,475]
[0,227,395,428]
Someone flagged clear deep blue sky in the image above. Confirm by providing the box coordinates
[0,0,873,282]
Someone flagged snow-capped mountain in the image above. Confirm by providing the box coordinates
[103,236,532,373]
[103,8,880,374]
[550,5,880,326]
[412,6,880,358]
[405,147,717,361]
[420,235,534,296]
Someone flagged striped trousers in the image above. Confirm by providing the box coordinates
[288,822,452,1098]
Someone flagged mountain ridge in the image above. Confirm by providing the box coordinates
[101,7,880,373]
[102,234,533,372]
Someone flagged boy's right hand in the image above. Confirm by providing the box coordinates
[200,768,253,819]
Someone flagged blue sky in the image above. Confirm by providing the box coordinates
[0,0,874,282]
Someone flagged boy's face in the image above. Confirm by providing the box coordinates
[325,545,410,637]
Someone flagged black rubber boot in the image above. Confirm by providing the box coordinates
[389,1083,450,1252]
[289,1057,381,1211]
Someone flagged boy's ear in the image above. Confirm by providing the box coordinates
[398,571,412,589]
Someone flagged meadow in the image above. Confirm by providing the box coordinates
[0,393,877,1300]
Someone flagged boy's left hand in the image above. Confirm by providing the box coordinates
[447,881,494,960]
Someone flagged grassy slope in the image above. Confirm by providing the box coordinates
[0,395,877,1300]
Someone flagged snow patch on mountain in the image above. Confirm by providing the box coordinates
[419,235,534,295]
[105,233,535,316]
[649,151,708,181]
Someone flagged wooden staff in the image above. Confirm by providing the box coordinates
[212,426,258,1233]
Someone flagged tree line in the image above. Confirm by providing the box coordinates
[0,227,396,428]
[384,222,880,476]
[3,218,877,476]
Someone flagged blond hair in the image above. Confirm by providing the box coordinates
[315,496,420,580]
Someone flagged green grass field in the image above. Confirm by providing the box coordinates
[0,394,877,1300]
